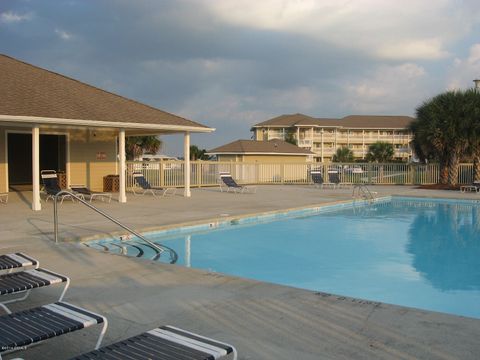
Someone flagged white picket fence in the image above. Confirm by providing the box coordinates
[126,161,475,188]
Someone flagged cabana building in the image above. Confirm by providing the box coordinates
[0,54,213,210]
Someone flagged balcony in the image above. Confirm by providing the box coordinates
[298,139,312,147]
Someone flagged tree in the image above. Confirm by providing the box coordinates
[190,145,209,160]
[412,90,477,185]
[366,141,394,162]
[126,136,162,160]
[284,130,297,145]
[332,146,354,162]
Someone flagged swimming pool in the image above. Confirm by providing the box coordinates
[86,197,480,319]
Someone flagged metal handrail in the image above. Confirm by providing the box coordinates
[53,190,178,264]
[352,184,375,201]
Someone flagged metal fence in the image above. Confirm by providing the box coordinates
[126,161,475,188]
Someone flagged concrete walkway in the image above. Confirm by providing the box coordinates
[1,185,480,359]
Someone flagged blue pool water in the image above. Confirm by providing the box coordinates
[88,197,480,318]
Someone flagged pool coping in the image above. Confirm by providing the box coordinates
[76,196,389,243]
[77,194,480,244]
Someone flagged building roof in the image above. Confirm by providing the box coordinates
[252,113,414,129]
[0,54,212,132]
[207,139,314,155]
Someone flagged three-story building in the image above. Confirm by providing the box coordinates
[251,114,414,162]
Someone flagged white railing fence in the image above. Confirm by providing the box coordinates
[126,161,475,188]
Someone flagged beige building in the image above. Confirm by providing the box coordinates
[251,113,414,162]
[207,139,313,163]
[0,54,213,210]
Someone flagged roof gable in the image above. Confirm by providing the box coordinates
[207,139,313,155]
[0,54,210,130]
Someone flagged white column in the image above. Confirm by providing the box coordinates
[184,132,191,197]
[296,127,300,144]
[118,129,127,203]
[32,126,41,211]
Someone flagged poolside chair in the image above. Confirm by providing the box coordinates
[132,172,177,197]
[327,170,342,189]
[71,185,112,203]
[0,301,107,359]
[219,173,256,194]
[72,325,237,360]
[0,253,38,275]
[41,170,74,203]
[0,193,7,204]
[310,169,325,188]
[0,268,70,314]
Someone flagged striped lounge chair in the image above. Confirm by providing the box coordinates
[72,325,237,360]
[0,253,38,275]
[0,301,107,360]
[0,268,70,314]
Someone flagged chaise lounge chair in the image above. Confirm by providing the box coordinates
[0,253,38,275]
[0,268,70,314]
[219,173,256,193]
[0,301,107,360]
[70,185,112,203]
[310,169,325,188]
[132,172,177,197]
[41,170,74,203]
[72,325,237,360]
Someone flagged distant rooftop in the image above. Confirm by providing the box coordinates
[207,139,314,155]
[252,113,414,129]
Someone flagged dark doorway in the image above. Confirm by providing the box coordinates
[7,133,67,188]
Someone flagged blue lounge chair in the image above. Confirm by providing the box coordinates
[132,172,177,197]
[71,185,112,203]
[219,173,256,193]
[41,170,74,203]
[327,170,342,189]
[0,301,107,359]
[310,169,325,188]
[72,325,237,360]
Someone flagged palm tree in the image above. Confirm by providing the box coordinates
[126,136,162,160]
[190,145,209,160]
[463,89,480,181]
[412,90,474,185]
[365,142,394,162]
[332,146,354,162]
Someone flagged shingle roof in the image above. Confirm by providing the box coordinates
[207,139,314,155]
[0,54,210,130]
[252,114,414,129]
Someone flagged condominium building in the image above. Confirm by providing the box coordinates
[251,114,414,162]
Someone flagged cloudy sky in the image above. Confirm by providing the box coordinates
[1,0,480,155]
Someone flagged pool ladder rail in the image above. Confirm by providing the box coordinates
[52,190,178,264]
[352,184,376,203]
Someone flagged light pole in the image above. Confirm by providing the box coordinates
[474,79,480,90]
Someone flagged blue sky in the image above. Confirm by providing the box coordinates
[1,0,480,155]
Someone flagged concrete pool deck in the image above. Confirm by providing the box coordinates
[1,185,480,359]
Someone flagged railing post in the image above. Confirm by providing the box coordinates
[159,159,165,187]
[280,163,285,184]
[196,161,202,188]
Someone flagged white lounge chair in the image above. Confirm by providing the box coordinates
[0,301,107,360]
[71,325,237,360]
[0,268,70,314]
[219,173,256,194]
[70,185,112,203]
[0,253,38,275]
[132,172,177,197]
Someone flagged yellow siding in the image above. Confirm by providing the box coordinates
[0,126,117,193]
[69,129,117,191]
[217,155,240,162]
[240,155,308,163]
